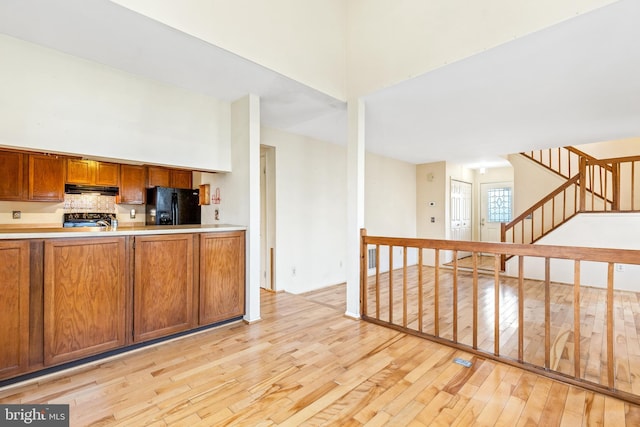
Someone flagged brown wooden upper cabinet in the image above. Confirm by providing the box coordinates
[147,166,192,189]
[118,164,146,205]
[29,154,65,202]
[0,150,26,201]
[66,159,119,186]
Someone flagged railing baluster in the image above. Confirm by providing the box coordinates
[574,260,581,379]
[418,248,423,332]
[453,250,458,342]
[494,253,501,356]
[607,262,615,389]
[376,244,380,319]
[389,246,393,323]
[434,249,440,337]
[403,247,407,328]
[632,162,636,211]
[473,252,478,350]
[545,257,551,370]
[360,229,368,317]
[518,256,524,361]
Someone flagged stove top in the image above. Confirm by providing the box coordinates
[63,212,114,227]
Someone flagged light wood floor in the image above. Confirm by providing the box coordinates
[1,287,639,426]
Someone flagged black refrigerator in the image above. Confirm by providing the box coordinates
[146,187,201,225]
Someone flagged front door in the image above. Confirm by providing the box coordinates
[480,182,513,243]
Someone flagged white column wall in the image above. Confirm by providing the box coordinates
[346,98,365,318]
[216,94,261,322]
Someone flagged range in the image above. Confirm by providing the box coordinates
[63,212,114,228]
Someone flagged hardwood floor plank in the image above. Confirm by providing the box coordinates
[0,288,637,426]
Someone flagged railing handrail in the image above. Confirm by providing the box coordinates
[362,233,640,264]
[588,154,640,165]
[504,175,579,231]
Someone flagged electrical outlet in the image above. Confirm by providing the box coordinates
[12,211,21,219]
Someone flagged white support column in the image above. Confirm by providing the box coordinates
[246,94,261,322]
[229,93,261,323]
[346,98,365,318]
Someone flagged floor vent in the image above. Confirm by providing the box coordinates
[368,247,377,269]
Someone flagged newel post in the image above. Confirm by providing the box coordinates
[360,228,367,316]
[579,156,587,212]
[612,162,620,211]
[500,223,506,271]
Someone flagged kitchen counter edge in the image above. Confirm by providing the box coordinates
[0,224,246,239]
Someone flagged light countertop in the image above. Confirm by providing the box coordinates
[0,224,246,239]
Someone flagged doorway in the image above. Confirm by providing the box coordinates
[480,181,513,243]
[450,179,472,258]
[260,145,276,290]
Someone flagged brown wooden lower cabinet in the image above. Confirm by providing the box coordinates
[44,237,127,366]
[199,231,245,325]
[0,241,30,379]
[0,230,245,382]
[133,234,194,342]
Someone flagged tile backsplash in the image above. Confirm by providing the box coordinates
[63,194,116,213]
[0,197,145,227]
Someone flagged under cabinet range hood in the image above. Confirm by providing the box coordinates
[64,183,119,196]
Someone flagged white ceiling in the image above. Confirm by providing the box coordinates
[0,0,638,167]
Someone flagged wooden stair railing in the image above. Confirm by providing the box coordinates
[502,153,640,269]
[501,175,582,246]
[522,146,612,202]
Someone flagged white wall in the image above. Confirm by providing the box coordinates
[509,153,566,217]
[505,213,640,292]
[111,0,347,101]
[416,162,447,240]
[577,137,640,158]
[261,127,347,294]
[346,0,617,97]
[0,34,231,172]
[365,152,417,272]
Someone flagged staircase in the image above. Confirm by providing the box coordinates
[501,147,640,249]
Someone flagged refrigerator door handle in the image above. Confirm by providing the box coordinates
[172,192,178,225]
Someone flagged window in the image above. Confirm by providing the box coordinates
[487,187,512,223]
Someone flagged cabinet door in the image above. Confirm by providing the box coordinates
[147,166,171,188]
[199,231,245,325]
[0,241,30,379]
[29,154,65,201]
[95,162,119,186]
[134,234,193,342]
[118,164,146,204]
[171,170,193,189]
[66,159,94,184]
[44,237,126,366]
[0,151,25,201]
